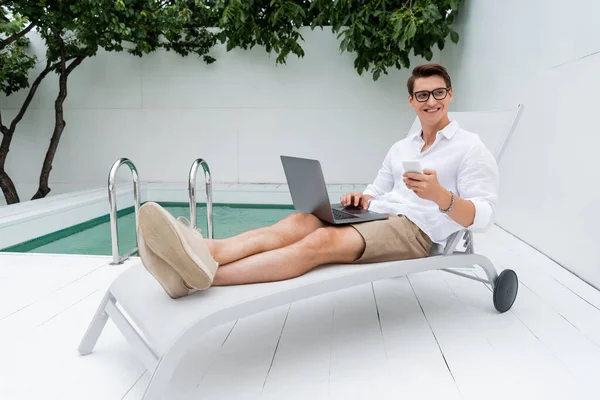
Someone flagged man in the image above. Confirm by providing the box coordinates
[137,63,499,299]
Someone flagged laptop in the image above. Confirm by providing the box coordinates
[280,155,389,225]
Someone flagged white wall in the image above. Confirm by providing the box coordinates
[441,0,600,288]
[0,28,434,206]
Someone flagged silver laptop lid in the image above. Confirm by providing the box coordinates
[280,155,335,223]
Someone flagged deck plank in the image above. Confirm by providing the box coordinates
[484,228,600,345]
[0,260,127,342]
[0,254,110,320]
[408,270,521,400]
[372,276,462,400]
[193,305,289,399]
[260,292,336,400]
[475,237,600,397]
[441,268,586,399]
[327,284,391,400]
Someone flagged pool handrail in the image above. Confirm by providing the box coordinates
[108,158,141,265]
[188,158,213,239]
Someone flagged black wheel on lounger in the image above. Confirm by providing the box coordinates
[493,269,518,313]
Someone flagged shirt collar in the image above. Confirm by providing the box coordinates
[408,120,460,140]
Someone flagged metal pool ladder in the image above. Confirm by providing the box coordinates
[108,158,141,265]
[188,158,213,239]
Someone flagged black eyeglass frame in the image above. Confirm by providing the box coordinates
[410,87,452,102]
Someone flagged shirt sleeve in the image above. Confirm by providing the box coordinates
[457,142,499,232]
[363,146,395,198]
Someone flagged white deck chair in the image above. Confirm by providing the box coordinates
[78,104,524,400]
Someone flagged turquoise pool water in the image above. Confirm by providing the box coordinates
[2,204,295,256]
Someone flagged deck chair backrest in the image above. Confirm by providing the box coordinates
[407,104,524,163]
[407,104,524,256]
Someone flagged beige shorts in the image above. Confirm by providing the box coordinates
[350,214,432,264]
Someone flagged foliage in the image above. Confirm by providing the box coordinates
[207,0,314,64]
[0,9,36,95]
[211,0,462,80]
[313,0,461,80]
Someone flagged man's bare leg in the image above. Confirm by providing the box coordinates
[212,225,365,286]
[205,212,326,266]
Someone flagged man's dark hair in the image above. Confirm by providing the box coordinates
[407,64,452,94]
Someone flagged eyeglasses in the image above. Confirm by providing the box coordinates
[411,87,451,102]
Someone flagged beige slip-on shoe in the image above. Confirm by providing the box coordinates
[138,202,218,290]
[137,228,193,299]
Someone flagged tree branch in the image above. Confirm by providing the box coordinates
[31,35,70,200]
[56,33,67,90]
[8,58,53,134]
[0,112,8,136]
[0,22,36,50]
[66,55,86,76]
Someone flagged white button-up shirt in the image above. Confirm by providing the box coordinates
[363,120,499,245]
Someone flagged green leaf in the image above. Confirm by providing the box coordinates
[397,38,406,51]
[426,4,442,20]
[424,48,433,61]
[450,30,459,44]
[437,38,445,51]
[340,36,349,52]
[373,69,381,81]
[392,17,403,40]
[405,21,416,40]
[399,52,410,69]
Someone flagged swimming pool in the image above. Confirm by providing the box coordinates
[1,203,295,256]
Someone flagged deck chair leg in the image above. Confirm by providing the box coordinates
[142,342,188,400]
[78,291,113,355]
[475,256,499,291]
[474,255,518,313]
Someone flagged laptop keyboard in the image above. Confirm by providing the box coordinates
[332,208,359,220]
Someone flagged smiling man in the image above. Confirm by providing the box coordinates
[136,63,499,299]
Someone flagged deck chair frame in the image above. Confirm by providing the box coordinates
[78,104,524,400]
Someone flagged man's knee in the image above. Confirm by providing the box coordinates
[305,226,364,263]
[307,226,359,250]
[279,212,324,234]
[285,212,322,226]
[272,213,323,245]
[306,226,336,248]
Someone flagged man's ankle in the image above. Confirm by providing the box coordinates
[205,239,220,265]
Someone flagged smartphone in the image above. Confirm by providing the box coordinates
[402,160,424,174]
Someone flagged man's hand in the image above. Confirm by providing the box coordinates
[340,192,373,209]
[403,169,448,204]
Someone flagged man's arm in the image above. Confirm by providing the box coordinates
[443,143,499,231]
[434,190,479,228]
[363,147,395,199]
[403,142,498,231]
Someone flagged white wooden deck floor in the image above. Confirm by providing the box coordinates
[1,225,599,400]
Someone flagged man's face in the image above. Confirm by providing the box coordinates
[408,76,453,125]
